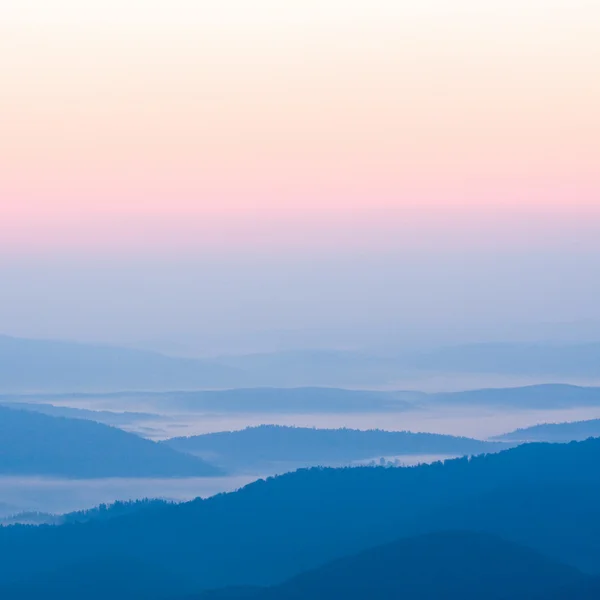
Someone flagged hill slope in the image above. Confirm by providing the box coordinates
[0,406,222,477]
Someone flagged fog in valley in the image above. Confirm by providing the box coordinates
[4,384,600,518]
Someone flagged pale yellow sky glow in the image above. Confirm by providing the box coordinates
[1,0,598,253]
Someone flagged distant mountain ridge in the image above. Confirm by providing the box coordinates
[494,418,600,442]
[6,383,600,414]
[212,349,401,386]
[3,334,600,391]
[409,342,600,377]
[0,387,419,413]
[209,343,600,384]
[0,335,244,392]
[430,383,600,408]
[0,401,160,426]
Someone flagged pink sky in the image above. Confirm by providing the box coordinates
[1,0,599,256]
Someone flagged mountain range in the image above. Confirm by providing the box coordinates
[0,335,243,392]
[7,383,600,415]
[2,437,600,596]
[1,532,596,600]
[2,335,600,392]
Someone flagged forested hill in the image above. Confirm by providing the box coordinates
[163,425,505,471]
[1,438,600,597]
[495,418,600,442]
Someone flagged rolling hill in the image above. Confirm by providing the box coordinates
[163,425,505,471]
[0,406,222,477]
[0,401,160,427]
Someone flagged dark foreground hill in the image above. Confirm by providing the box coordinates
[0,558,197,600]
[163,425,505,471]
[191,532,589,600]
[2,438,600,597]
[0,406,221,477]
[0,532,591,600]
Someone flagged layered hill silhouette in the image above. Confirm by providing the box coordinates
[212,349,402,387]
[495,418,600,442]
[5,333,600,392]
[0,532,592,600]
[139,387,416,414]
[0,401,160,427]
[409,341,600,378]
[191,531,589,600]
[208,342,600,384]
[4,387,417,414]
[2,438,600,596]
[11,383,600,415]
[0,335,243,392]
[163,425,504,471]
[431,383,600,409]
[0,406,221,477]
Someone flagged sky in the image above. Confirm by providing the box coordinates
[0,0,599,350]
